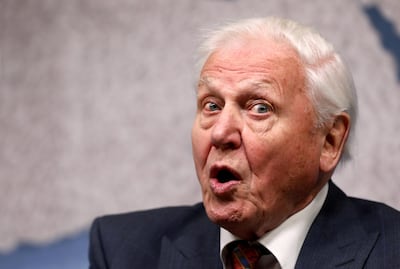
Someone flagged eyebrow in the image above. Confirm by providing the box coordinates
[198,77,212,88]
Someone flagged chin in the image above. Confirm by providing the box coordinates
[204,198,246,225]
[204,198,268,239]
[208,207,259,240]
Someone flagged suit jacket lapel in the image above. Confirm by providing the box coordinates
[295,181,380,268]
[158,204,222,269]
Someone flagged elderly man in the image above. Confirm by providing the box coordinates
[89,17,400,269]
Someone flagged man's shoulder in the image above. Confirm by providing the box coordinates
[297,183,400,268]
[91,203,211,244]
[327,182,400,227]
[347,195,400,230]
[340,195,400,265]
[349,195,399,214]
[89,203,220,268]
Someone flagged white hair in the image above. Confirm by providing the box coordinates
[197,17,358,162]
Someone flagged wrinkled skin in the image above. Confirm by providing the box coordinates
[191,37,348,239]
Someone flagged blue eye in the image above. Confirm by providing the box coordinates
[252,103,271,114]
[205,102,220,111]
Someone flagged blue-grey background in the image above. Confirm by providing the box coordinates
[1,0,399,268]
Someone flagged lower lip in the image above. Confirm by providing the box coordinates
[209,178,240,195]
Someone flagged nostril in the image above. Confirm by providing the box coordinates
[211,140,232,151]
[211,132,242,150]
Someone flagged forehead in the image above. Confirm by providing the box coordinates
[199,37,305,95]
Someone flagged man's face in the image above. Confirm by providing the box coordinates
[191,37,328,239]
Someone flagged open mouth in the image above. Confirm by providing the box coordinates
[210,166,241,183]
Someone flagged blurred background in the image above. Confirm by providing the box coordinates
[1,0,399,268]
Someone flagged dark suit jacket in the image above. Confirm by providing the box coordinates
[89,182,400,268]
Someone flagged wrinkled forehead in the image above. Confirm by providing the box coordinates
[198,37,306,94]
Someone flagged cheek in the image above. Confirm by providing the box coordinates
[191,123,209,171]
[245,129,320,189]
[243,132,281,176]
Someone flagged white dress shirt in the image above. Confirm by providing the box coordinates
[220,183,328,269]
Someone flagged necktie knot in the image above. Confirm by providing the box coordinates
[228,240,269,269]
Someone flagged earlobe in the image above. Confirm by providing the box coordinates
[320,113,351,172]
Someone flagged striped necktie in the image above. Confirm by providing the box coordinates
[229,240,269,269]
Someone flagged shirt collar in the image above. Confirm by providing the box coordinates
[220,183,328,269]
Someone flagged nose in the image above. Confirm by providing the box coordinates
[211,105,242,150]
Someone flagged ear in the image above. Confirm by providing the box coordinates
[320,113,351,172]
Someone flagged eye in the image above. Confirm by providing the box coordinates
[250,102,272,114]
[204,101,220,112]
